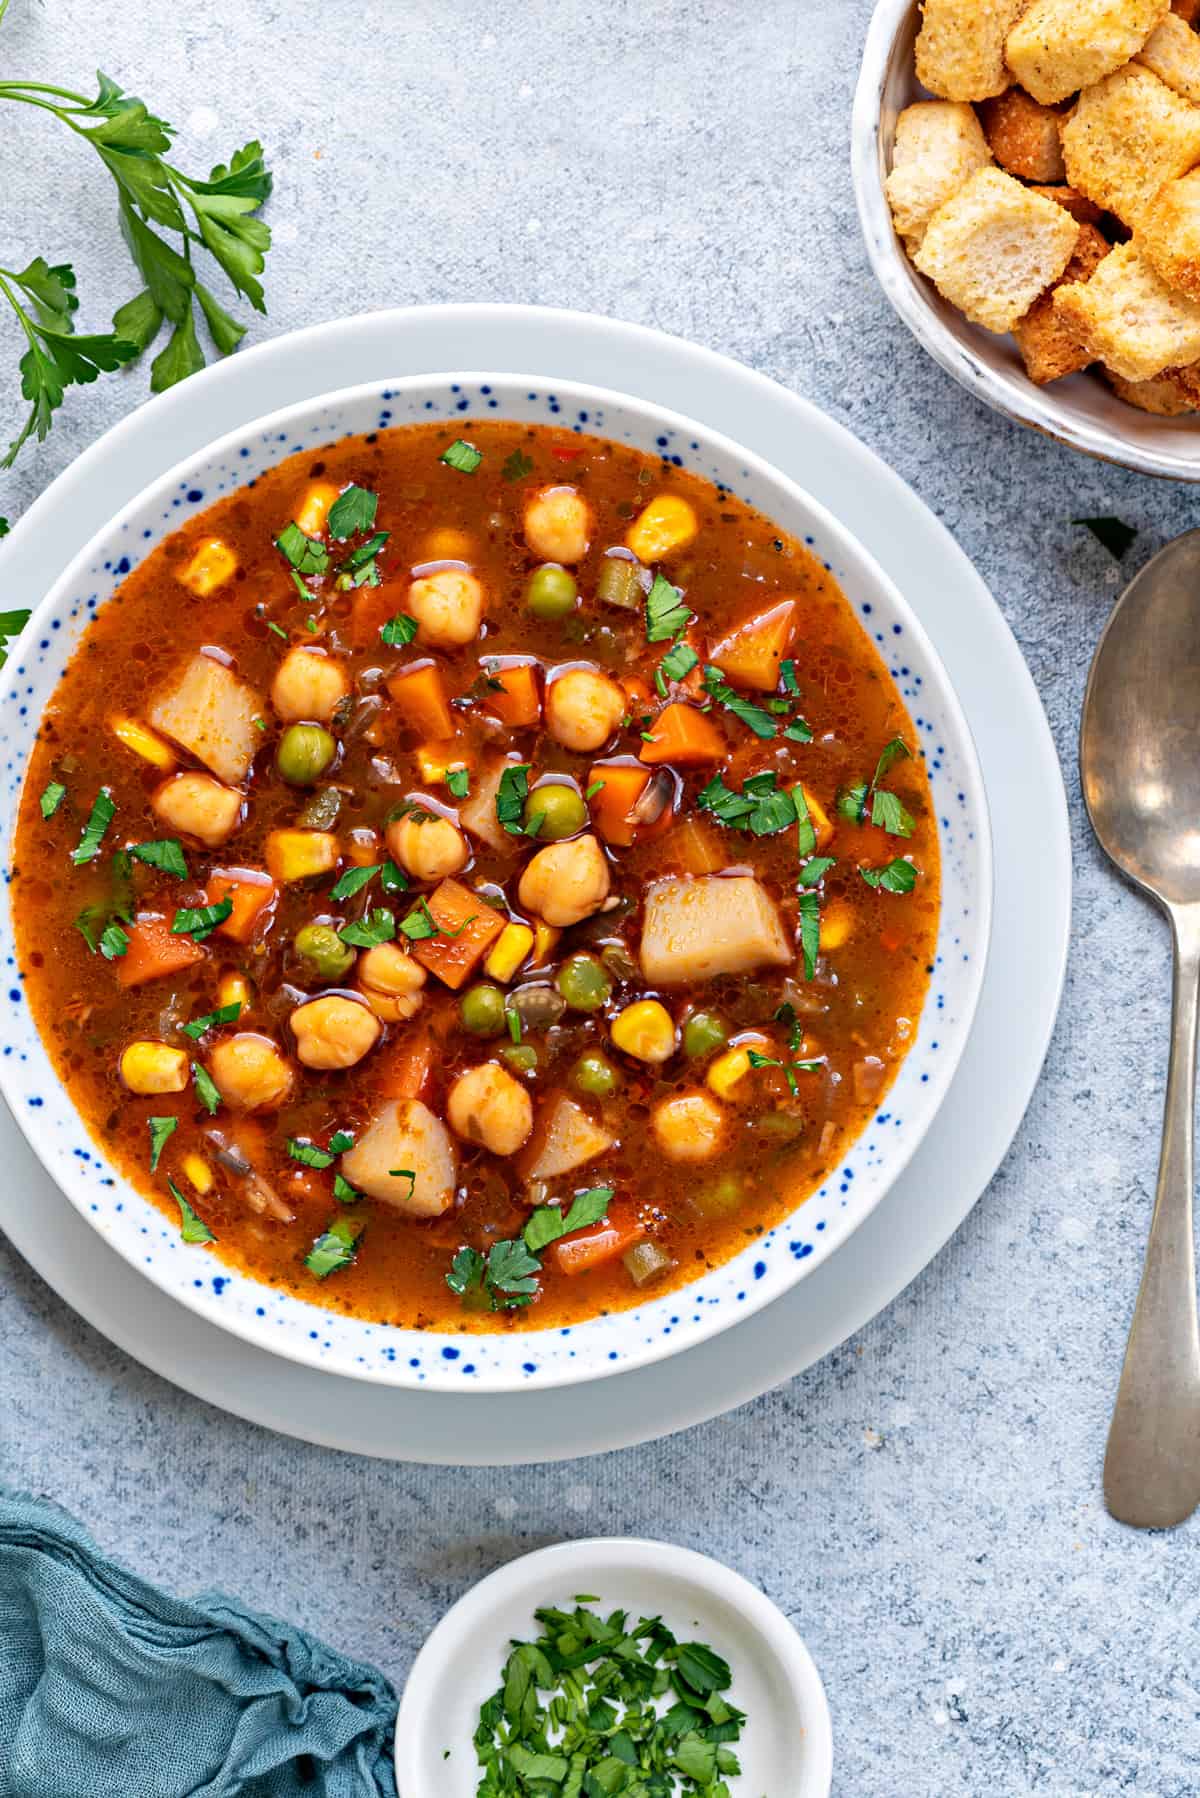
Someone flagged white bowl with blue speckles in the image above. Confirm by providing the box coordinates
[0,372,991,1396]
[854,0,1200,479]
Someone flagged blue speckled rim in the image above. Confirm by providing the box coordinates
[0,373,992,1393]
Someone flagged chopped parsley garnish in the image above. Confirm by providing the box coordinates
[873,736,910,787]
[446,766,471,799]
[585,780,605,800]
[798,888,821,980]
[169,1179,215,1245]
[147,1115,177,1173]
[502,448,534,482]
[73,849,134,953]
[440,438,482,473]
[339,907,396,948]
[446,1245,486,1297]
[70,788,115,864]
[304,1214,362,1278]
[1074,515,1137,560]
[328,1129,355,1154]
[644,572,691,643]
[496,762,531,834]
[507,1006,522,1045]
[275,522,330,576]
[39,780,66,819]
[336,530,389,588]
[0,608,30,667]
[447,1237,543,1310]
[171,896,233,941]
[793,785,818,858]
[780,657,800,694]
[286,1137,336,1170]
[523,1185,613,1254]
[329,863,380,902]
[697,770,796,836]
[380,859,408,896]
[701,665,776,739]
[870,787,915,838]
[799,855,835,887]
[837,780,868,825]
[783,716,813,743]
[861,857,918,893]
[266,620,289,640]
[380,611,418,647]
[98,921,129,960]
[326,484,378,539]
[399,897,463,942]
[130,837,188,878]
[191,1062,222,1115]
[659,640,699,684]
[181,1001,240,1040]
[332,1173,360,1204]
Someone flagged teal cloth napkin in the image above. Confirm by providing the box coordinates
[0,1490,398,1797]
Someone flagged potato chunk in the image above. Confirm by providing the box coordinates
[639,875,791,986]
[521,1093,615,1182]
[340,1099,457,1216]
[147,653,263,785]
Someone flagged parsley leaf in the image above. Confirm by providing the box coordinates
[701,665,776,738]
[39,780,66,819]
[698,770,795,836]
[837,780,869,825]
[799,854,835,887]
[659,640,699,683]
[1074,515,1137,560]
[130,837,188,877]
[379,859,408,896]
[329,863,380,902]
[336,530,389,587]
[70,789,115,864]
[98,920,129,960]
[496,762,531,834]
[446,1245,486,1295]
[486,1237,542,1302]
[147,1115,177,1173]
[171,896,233,941]
[645,572,691,643]
[304,1214,362,1278]
[181,1001,240,1040]
[327,1129,355,1154]
[783,715,813,743]
[275,522,330,575]
[502,448,534,482]
[871,787,915,838]
[799,887,821,980]
[169,1179,216,1244]
[446,766,470,799]
[781,657,800,694]
[861,857,917,893]
[326,484,378,539]
[524,1185,613,1254]
[0,607,31,667]
[192,1062,222,1115]
[287,1137,335,1169]
[338,907,396,948]
[398,899,439,942]
[873,736,911,786]
[440,437,482,473]
[380,611,418,647]
[332,1173,360,1204]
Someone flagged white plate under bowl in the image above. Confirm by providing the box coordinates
[0,369,990,1396]
[853,0,1200,480]
[0,303,1069,1460]
[395,1538,833,1798]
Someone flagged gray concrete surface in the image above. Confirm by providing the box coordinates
[2,2,1198,1792]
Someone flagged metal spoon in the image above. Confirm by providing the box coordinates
[1081,529,1200,1529]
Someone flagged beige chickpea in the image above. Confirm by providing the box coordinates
[651,1091,726,1162]
[291,994,382,1070]
[208,1033,294,1111]
[406,568,484,648]
[358,943,427,1023]
[545,668,626,754]
[447,1063,533,1157]
[524,485,591,564]
[270,647,350,723]
[517,833,610,928]
[386,810,469,883]
[151,772,243,849]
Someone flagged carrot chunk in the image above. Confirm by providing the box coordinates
[206,867,277,944]
[373,1029,434,1101]
[410,878,505,989]
[116,913,206,988]
[549,1203,647,1276]
[388,661,455,741]
[709,598,798,692]
[587,759,652,847]
[662,815,726,875]
[487,660,542,728]
[638,703,725,767]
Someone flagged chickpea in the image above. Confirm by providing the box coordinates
[651,1091,726,1162]
[517,833,610,928]
[208,1033,294,1111]
[386,810,469,883]
[358,942,426,1022]
[545,669,626,754]
[524,485,591,564]
[271,646,350,724]
[291,993,382,1070]
[152,772,242,849]
[446,1062,533,1156]
[406,568,484,648]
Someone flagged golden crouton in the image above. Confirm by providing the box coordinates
[886,101,993,246]
[1172,0,1200,22]
[1104,364,1200,410]
[1014,223,1110,380]
[915,0,1031,101]
[1007,0,1170,105]
[978,88,1067,180]
[1052,239,1200,376]
[1141,167,1200,297]
[914,167,1081,331]
[1027,183,1105,223]
[1061,64,1200,226]
[1137,13,1200,103]
[1162,356,1200,398]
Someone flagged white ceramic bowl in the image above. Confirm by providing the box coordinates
[853,0,1200,480]
[395,1538,834,1797]
[0,371,990,1394]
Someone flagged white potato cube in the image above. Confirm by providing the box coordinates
[147,653,263,785]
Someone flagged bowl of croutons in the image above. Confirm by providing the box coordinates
[854,0,1200,477]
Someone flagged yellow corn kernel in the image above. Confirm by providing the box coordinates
[611,999,677,1064]
[529,921,561,968]
[293,482,340,536]
[625,495,698,563]
[119,1041,189,1095]
[110,715,176,772]
[799,786,834,852]
[179,537,237,596]
[414,741,473,785]
[706,1045,753,1101]
[265,829,340,883]
[422,526,475,563]
[820,902,853,952]
[484,922,534,984]
[182,1153,214,1195]
[217,971,252,1011]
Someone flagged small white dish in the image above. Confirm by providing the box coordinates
[853,0,1200,480]
[395,1538,833,1797]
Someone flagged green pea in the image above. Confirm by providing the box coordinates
[524,781,587,842]
[525,563,578,621]
[693,1174,744,1218]
[277,723,336,786]
[571,1050,620,1099]
[555,954,613,1013]
[501,1043,539,1076]
[459,982,507,1037]
[294,922,355,980]
[683,1010,728,1059]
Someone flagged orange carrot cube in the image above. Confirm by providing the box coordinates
[388,661,455,741]
[638,703,725,767]
[206,867,277,944]
[116,914,206,988]
[410,879,505,989]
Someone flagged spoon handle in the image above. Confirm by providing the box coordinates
[1104,902,1200,1528]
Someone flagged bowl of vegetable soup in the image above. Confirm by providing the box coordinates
[0,372,990,1392]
